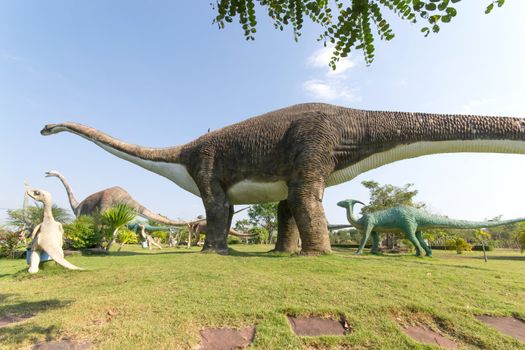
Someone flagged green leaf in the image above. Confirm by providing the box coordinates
[425,3,437,11]
[485,3,494,14]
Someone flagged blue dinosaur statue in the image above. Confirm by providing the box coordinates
[337,199,525,256]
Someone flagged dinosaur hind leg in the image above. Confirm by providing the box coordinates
[370,231,381,254]
[274,200,300,253]
[402,226,424,257]
[416,231,432,257]
[28,249,41,274]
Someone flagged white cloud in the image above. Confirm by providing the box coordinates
[302,46,361,103]
[307,46,356,75]
[302,79,360,103]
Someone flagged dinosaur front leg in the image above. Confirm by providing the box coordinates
[356,224,374,254]
[288,180,331,255]
[199,181,230,255]
[415,231,432,257]
[274,200,300,253]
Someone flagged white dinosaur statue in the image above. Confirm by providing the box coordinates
[25,184,83,273]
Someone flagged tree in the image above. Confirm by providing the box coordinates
[212,0,505,67]
[101,203,136,252]
[474,229,491,262]
[516,223,525,254]
[361,180,424,249]
[247,203,278,244]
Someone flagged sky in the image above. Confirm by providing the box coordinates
[1,1,524,227]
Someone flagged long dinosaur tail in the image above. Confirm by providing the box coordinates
[228,228,259,238]
[429,216,525,229]
[132,200,197,226]
[40,242,83,271]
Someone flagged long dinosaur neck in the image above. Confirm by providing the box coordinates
[42,198,54,221]
[345,202,361,228]
[51,122,183,163]
[44,122,201,196]
[53,173,80,215]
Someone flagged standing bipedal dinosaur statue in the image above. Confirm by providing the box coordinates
[25,185,83,273]
[337,199,525,257]
[42,103,525,255]
[45,170,191,226]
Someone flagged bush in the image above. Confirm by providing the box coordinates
[117,228,138,245]
[455,237,472,254]
[0,229,25,258]
[150,231,168,244]
[444,239,456,251]
[63,215,102,249]
[227,236,241,244]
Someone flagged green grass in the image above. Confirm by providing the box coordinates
[1,246,524,349]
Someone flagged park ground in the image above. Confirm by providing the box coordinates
[0,246,524,349]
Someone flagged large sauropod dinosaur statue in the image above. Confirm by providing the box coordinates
[337,199,525,257]
[45,170,190,226]
[25,185,83,273]
[41,103,525,255]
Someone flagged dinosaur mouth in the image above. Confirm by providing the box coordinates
[40,124,58,135]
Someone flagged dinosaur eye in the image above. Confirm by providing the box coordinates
[34,191,40,195]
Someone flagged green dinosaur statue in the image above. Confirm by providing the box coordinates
[337,199,525,256]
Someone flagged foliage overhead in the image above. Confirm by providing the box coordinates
[212,0,506,67]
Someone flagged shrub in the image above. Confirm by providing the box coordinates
[63,215,101,249]
[227,236,241,244]
[150,231,168,244]
[117,228,138,245]
[455,237,472,254]
[444,239,456,251]
[0,229,25,258]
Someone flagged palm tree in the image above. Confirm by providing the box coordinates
[101,203,136,252]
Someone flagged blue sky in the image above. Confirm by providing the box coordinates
[1,1,524,226]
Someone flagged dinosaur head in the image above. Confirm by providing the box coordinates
[41,123,66,135]
[45,170,61,178]
[25,184,52,204]
[337,199,365,208]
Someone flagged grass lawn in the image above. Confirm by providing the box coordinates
[1,245,524,349]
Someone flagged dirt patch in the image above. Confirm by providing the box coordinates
[403,325,457,349]
[288,316,349,336]
[0,313,33,328]
[476,315,525,343]
[198,326,255,350]
[31,339,93,350]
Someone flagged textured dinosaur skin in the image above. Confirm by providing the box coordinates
[25,185,83,273]
[45,170,189,226]
[338,199,525,256]
[41,103,525,255]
